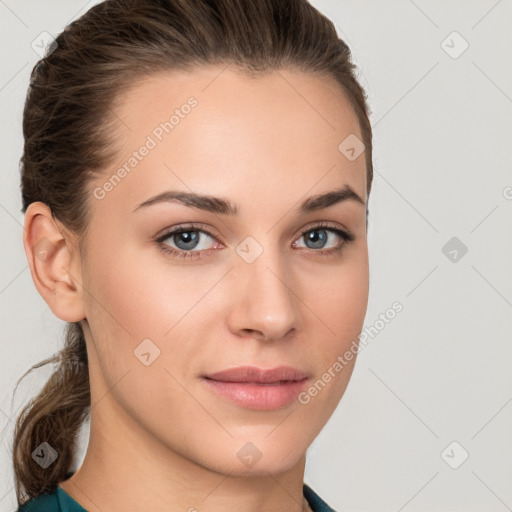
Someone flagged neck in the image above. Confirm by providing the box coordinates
[60,391,309,512]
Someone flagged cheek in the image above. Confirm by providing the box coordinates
[301,250,368,406]
[82,243,215,381]
[301,261,368,418]
[311,250,369,337]
[81,250,196,421]
[85,242,182,336]
[80,243,167,377]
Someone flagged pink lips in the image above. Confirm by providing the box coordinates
[202,365,310,410]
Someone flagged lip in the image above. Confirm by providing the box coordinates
[204,365,310,383]
[202,365,310,411]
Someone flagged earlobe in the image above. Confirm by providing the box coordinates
[23,201,86,322]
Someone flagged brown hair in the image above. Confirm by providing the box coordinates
[13,0,373,505]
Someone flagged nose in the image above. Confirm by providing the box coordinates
[226,244,303,342]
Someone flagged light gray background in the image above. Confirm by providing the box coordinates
[1,1,511,511]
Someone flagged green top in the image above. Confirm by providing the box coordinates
[16,483,337,512]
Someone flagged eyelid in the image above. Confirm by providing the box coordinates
[154,221,220,241]
[295,220,353,239]
[155,220,353,244]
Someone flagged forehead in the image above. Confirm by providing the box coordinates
[92,66,366,215]
[111,66,362,139]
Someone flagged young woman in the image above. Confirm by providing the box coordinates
[13,0,373,510]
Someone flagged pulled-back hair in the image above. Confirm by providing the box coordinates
[13,0,373,505]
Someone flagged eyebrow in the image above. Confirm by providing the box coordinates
[132,184,365,215]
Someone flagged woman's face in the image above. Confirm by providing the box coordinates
[79,66,369,476]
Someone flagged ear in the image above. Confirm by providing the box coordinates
[23,201,86,322]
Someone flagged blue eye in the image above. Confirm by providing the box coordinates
[293,225,353,252]
[156,223,217,260]
[156,222,355,260]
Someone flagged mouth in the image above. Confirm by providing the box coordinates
[203,380,303,386]
[201,366,310,410]
[203,365,310,384]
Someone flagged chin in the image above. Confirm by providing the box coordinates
[222,456,302,478]
[189,438,304,478]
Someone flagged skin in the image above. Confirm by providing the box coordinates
[23,66,369,512]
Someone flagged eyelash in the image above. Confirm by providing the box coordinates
[155,221,355,261]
